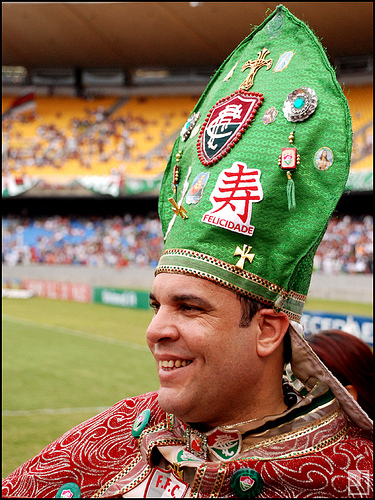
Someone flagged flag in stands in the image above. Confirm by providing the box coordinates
[3,92,36,119]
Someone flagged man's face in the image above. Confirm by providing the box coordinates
[146,273,263,427]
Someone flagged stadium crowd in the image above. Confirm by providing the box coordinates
[2,213,163,268]
[2,213,373,274]
[2,99,187,176]
[314,214,373,274]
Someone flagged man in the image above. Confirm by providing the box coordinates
[147,274,289,427]
[2,5,373,498]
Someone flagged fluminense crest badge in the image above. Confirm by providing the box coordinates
[197,90,263,167]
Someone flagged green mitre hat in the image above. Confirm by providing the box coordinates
[156,4,352,322]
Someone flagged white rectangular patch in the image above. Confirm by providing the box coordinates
[202,161,263,236]
[145,467,189,498]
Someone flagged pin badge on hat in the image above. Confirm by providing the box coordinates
[234,244,255,270]
[314,147,334,171]
[262,106,278,125]
[240,47,273,90]
[273,51,295,72]
[170,148,189,218]
[180,112,200,142]
[279,87,318,209]
[283,87,318,122]
[186,172,209,205]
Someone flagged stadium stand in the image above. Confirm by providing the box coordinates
[2,213,372,275]
[343,85,373,171]
[2,86,372,193]
[2,213,163,268]
[2,95,197,182]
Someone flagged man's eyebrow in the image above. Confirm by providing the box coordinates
[172,294,214,309]
[149,292,214,310]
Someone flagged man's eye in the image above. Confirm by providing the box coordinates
[180,304,202,313]
[149,302,160,314]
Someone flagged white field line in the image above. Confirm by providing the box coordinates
[3,407,109,417]
[2,314,149,352]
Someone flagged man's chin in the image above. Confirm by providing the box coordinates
[157,388,211,425]
[157,388,191,421]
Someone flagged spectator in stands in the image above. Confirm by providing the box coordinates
[2,214,373,273]
[2,213,164,269]
[307,329,373,420]
[314,215,373,275]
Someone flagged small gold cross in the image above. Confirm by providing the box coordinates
[234,244,255,269]
[168,197,188,219]
[240,47,273,90]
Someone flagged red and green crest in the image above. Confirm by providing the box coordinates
[197,90,263,167]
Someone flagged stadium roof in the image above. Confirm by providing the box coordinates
[2,2,373,70]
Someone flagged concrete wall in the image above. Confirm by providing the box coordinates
[308,272,372,304]
[3,264,372,304]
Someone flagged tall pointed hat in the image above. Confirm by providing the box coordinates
[155,5,372,431]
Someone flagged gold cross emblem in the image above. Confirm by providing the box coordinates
[234,244,255,269]
[168,197,188,219]
[240,47,273,90]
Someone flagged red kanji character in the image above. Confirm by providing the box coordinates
[212,163,261,223]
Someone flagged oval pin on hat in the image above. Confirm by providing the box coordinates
[230,468,264,498]
[132,408,151,437]
[55,482,81,498]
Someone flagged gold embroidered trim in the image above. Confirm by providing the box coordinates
[242,408,341,453]
[191,464,208,498]
[245,424,349,461]
[92,454,146,497]
[145,437,185,463]
[156,248,305,322]
[160,248,307,304]
[210,463,228,498]
[166,413,175,431]
[157,263,274,305]
[118,462,152,496]
[138,420,168,448]
[157,265,302,323]
[159,248,285,295]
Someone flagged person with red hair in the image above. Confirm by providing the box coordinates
[308,329,373,420]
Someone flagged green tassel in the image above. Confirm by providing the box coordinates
[286,172,296,210]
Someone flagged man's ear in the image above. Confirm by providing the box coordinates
[255,309,289,357]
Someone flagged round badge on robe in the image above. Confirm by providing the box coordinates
[55,482,81,498]
[230,468,264,498]
[132,409,151,437]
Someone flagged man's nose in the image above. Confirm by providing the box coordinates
[146,307,179,345]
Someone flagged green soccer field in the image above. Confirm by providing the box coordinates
[2,296,159,479]
[2,295,372,479]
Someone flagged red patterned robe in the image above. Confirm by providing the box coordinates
[2,390,373,498]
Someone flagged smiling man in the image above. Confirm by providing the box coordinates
[2,5,373,499]
[147,274,289,428]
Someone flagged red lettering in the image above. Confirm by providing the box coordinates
[219,218,226,227]
[164,477,171,490]
[171,484,181,497]
[156,475,164,488]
